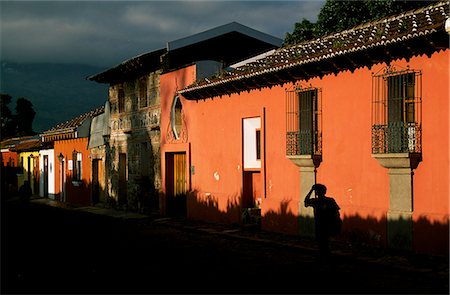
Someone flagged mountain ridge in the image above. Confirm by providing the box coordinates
[1,61,109,133]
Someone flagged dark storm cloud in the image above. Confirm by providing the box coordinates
[0,1,324,67]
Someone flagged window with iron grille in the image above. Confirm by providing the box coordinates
[148,74,159,106]
[72,151,82,181]
[286,85,322,156]
[256,129,261,160]
[118,88,125,113]
[139,78,147,108]
[372,66,422,154]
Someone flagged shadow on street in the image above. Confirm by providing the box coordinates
[1,199,448,294]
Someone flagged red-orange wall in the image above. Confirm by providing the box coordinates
[161,50,449,254]
[54,138,92,206]
[1,151,18,167]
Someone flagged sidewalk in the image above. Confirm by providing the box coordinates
[29,197,449,280]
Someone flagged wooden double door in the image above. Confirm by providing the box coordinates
[166,152,187,216]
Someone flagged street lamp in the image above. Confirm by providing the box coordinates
[58,153,64,163]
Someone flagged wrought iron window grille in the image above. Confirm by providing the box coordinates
[286,83,322,156]
[372,65,422,154]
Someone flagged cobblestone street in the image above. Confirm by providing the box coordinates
[2,199,448,294]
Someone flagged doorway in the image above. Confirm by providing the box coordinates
[92,159,105,204]
[60,159,66,202]
[118,153,127,205]
[166,152,187,216]
[242,171,262,208]
[242,117,263,225]
[43,155,49,197]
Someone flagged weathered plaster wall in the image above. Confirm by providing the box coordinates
[108,70,162,210]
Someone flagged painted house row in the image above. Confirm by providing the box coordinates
[2,22,283,213]
[88,1,449,255]
[1,135,46,197]
[39,105,108,206]
[2,2,447,257]
[1,105,107,207]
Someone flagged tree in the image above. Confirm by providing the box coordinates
[0,94,36,140]
[1,94,15,140]
[284,19,316,47]
[15,97,36,137]
[284,0,438,46]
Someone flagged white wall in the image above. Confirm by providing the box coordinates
[39,149,56,198]
[243,117,261,169]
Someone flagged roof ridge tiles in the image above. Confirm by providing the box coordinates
[179,0,449,97]
[43,105,105,134]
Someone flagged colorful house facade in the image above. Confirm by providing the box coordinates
[160,2,449,255]
[88,22,282,212]
[13,136,43,195]
[1,137,23,197]
[39,148,55,199]
[42,106,104,206]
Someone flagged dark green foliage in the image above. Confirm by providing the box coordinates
[284,0,438,46]
[284,19,316,47]
[1,94,36,139]
[15,97,36,137]
[1,94,15,139]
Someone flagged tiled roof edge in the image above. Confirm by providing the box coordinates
[179,1,449,95]
[42,105,105,135]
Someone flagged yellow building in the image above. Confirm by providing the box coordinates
[14,137,42,195]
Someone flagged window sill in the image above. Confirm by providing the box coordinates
[371,152,422,169]
[286,154,322,168]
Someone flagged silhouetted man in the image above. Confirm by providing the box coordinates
[304,183,341,260]
[19,180,32,207]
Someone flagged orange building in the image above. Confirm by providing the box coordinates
[161,2,449,255]
[53,138,91,205]
[1,136,40,197]
[0,137,21,167]
[43,106,104,206]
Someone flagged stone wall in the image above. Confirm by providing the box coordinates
[107,70,162,211]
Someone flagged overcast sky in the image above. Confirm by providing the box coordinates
[0,0,325,68]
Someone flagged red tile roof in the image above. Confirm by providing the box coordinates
[12,136,42,152]
[42,106,104,138]
[0,136,34,150]
[179,1,449,100]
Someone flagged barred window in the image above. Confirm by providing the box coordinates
[148,75,159,106]
[72,151,82,181]
[256,129,261,160]
[139,78,147,108]
[372,66,422,154]
[118,89,125,113]
[286,85,322,156]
